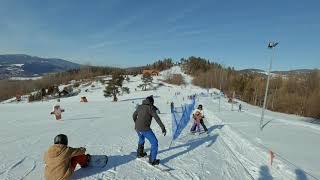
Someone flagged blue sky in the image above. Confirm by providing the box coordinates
[0,0,319,70]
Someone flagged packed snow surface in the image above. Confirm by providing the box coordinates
[0,66,319,180]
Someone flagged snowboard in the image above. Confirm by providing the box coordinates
[131,155,173,172]
[88,155,108,168]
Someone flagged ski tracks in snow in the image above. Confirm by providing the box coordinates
[203,105,299,180]
[0,156,36,180]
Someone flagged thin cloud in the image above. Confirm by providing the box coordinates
[87,39,132,49]
[89,14,141,40]
[166,3,203,24]
[87,3,204,50]
[87,5,152,49]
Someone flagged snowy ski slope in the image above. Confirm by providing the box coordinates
[0,66,319,180]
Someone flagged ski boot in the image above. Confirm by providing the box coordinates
[137,144,147,158]
[149,159,160,166]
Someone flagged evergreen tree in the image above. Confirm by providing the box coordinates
[104,72,128,101]
[138,73,153,91]
[47,86,54,95]
[41,88,46,98]
[121,87,130,95]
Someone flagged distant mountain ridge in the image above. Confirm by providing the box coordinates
[238,69,265,73]
[239,68,317,76]
[0,54,80,79]
[272,69,317,75]
[1,54,317,80]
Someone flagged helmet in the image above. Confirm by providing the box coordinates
[54,134,68,145]
[146,95,154,105]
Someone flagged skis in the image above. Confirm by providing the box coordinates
[190,131,209,136]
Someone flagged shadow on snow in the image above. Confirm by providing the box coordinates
[119,96,160,102]
[158,125,223,164]
[258,165,273,180]
[72,125,223,179]
[64,116,104,122]
[295,169,308,180]
[72,152,137,179]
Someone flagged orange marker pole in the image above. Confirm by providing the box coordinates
[269,150,275,166]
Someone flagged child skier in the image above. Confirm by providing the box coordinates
[190,104,208,133]
[50,103,65,120]
[191,111,202,133]
[44,134,90,180]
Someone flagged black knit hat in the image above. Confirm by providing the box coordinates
[146,95,154,104]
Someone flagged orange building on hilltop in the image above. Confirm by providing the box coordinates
[142,69,160,76]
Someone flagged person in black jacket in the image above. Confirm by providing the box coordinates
[132,96,166,165]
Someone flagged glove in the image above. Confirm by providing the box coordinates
[162,128,167,136]
[80,147,86,152]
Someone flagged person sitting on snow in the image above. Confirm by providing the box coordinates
[190,104,208,133]
[132,95,167,165]
[44,134,90,180]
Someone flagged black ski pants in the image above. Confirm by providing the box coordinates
[200,119,208,131]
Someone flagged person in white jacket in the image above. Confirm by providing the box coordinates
[190,104,208,133]
[50,103,65,120]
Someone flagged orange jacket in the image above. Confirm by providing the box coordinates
[44,144,86,180]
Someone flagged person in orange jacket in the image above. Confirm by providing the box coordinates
[44,134,90,180]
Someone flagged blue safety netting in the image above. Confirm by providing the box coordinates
[171,97,196,140]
